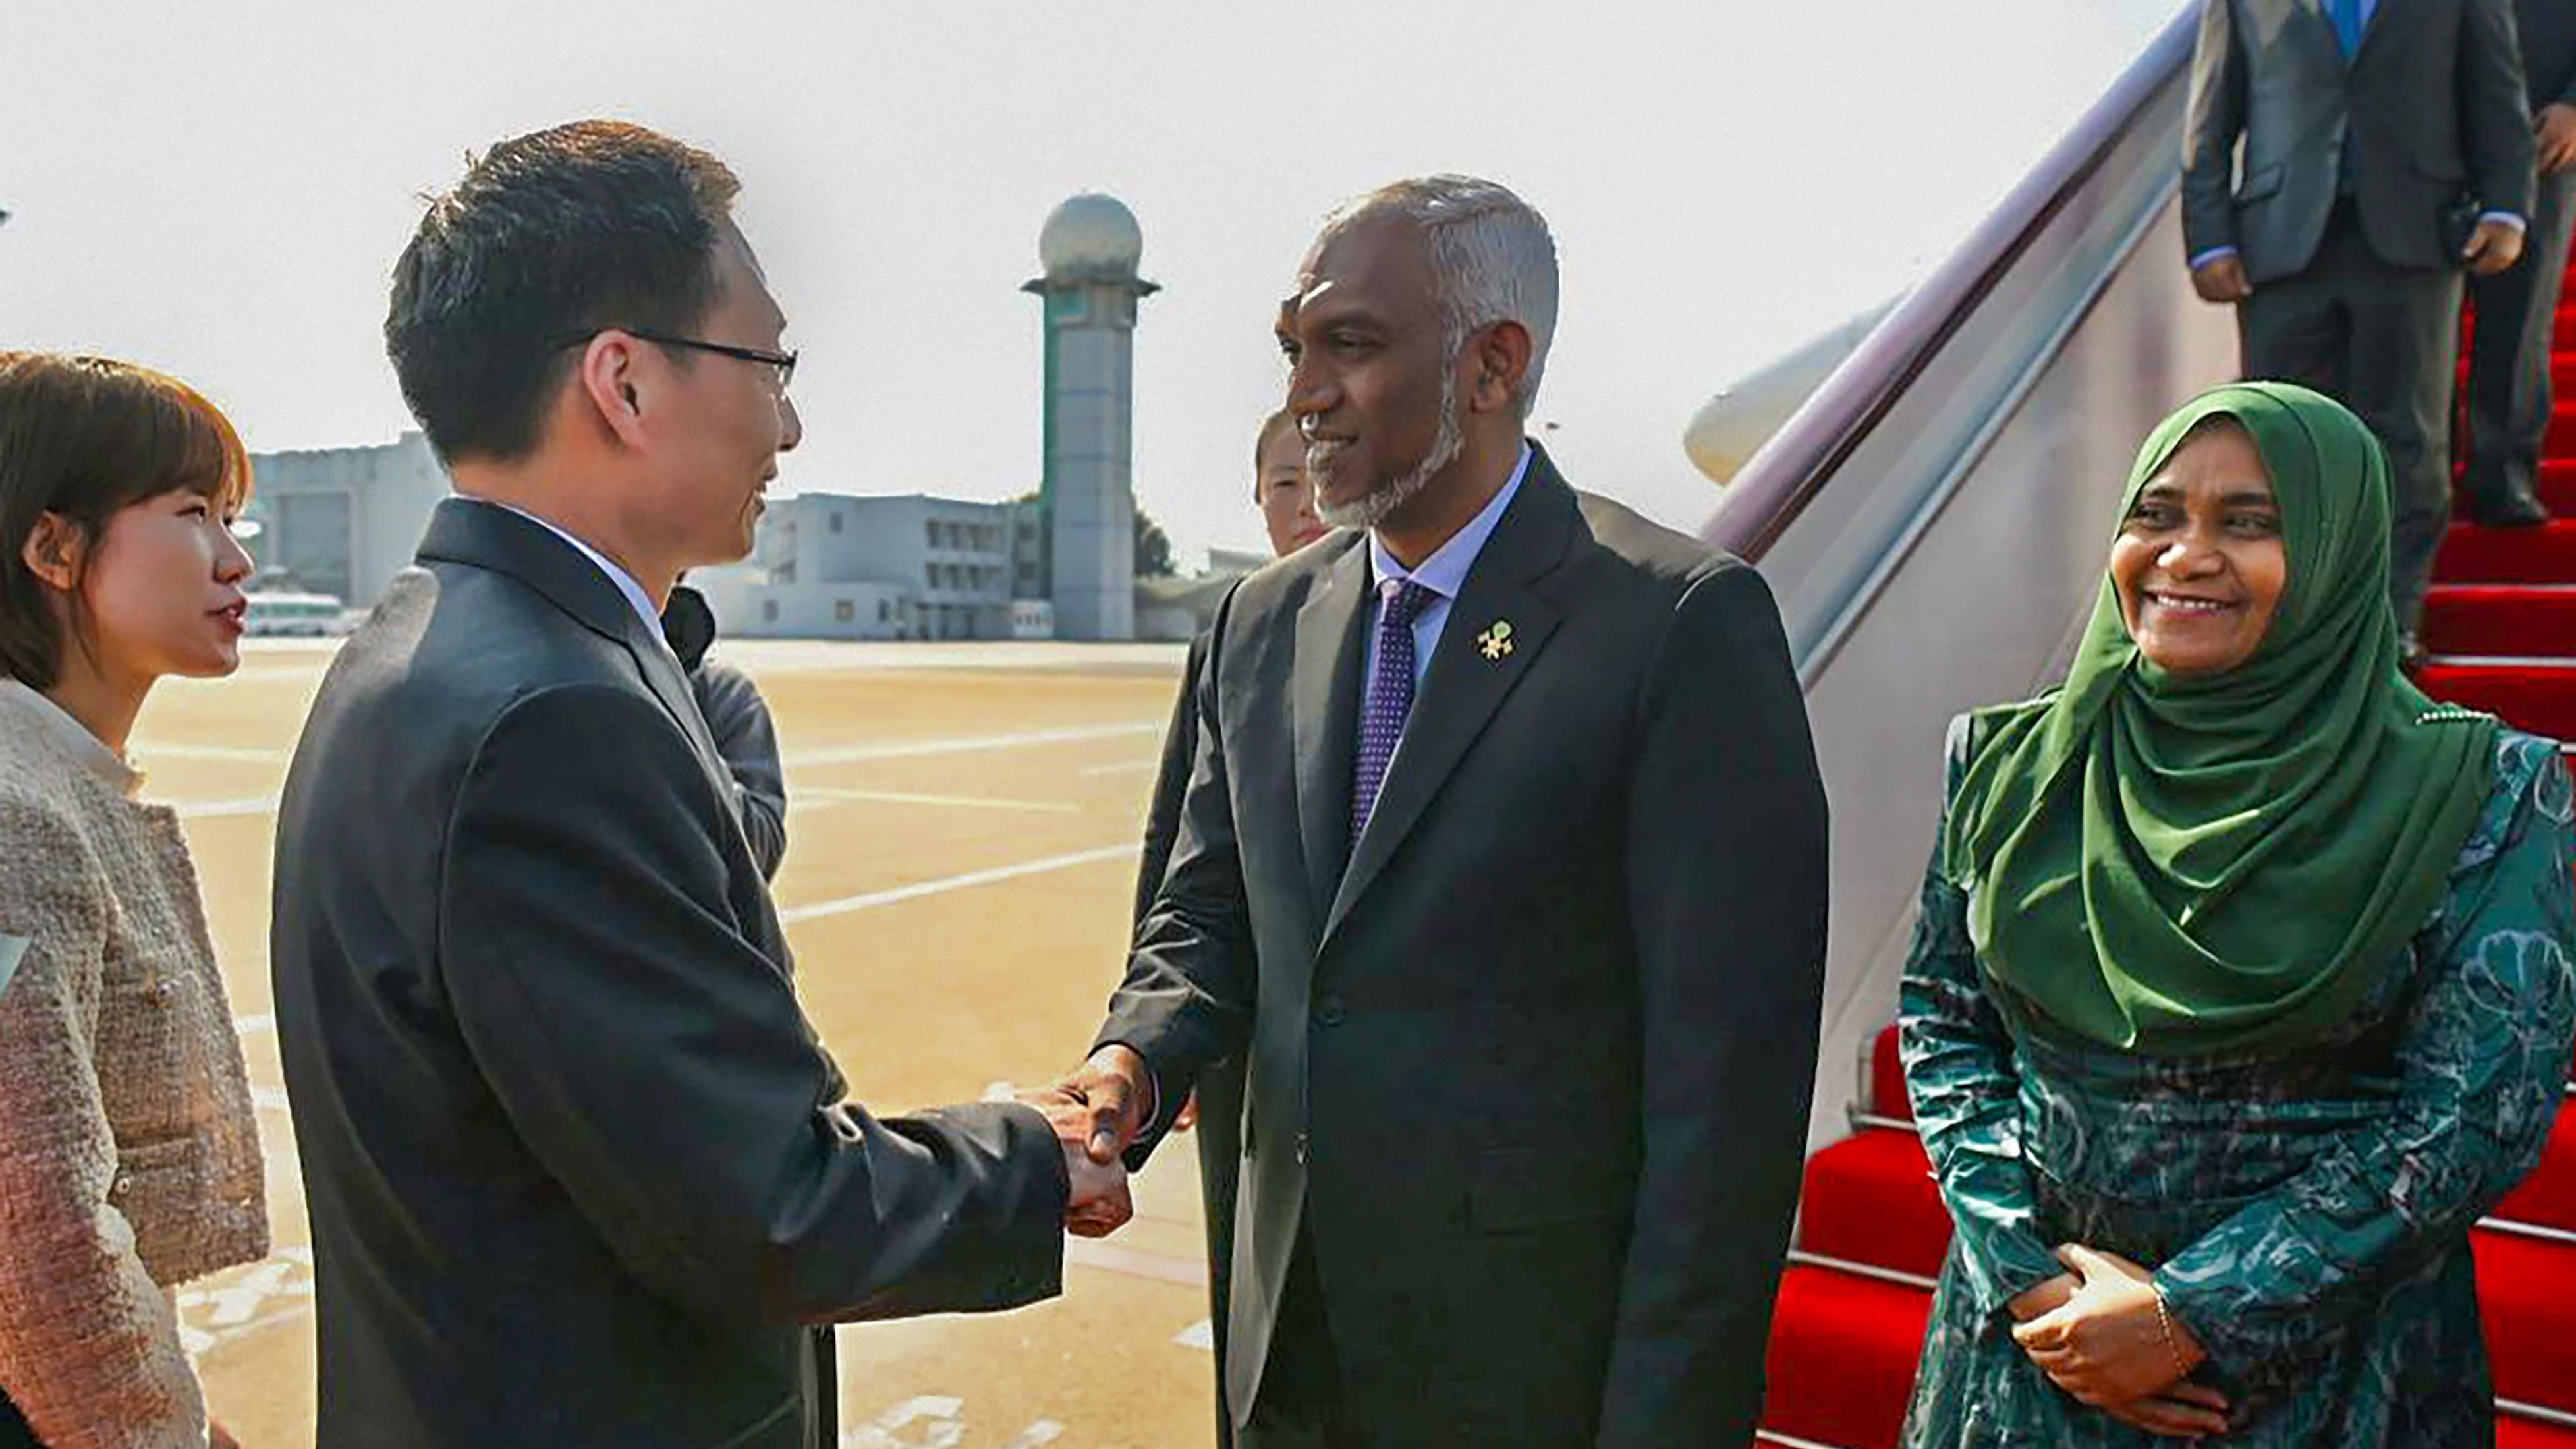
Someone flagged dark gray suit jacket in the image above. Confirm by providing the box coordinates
[1098,449,1829,1448]
[664,582,789,881]
[271,499,1069,1449]
[2183,0,2534,281]
[693,658,789,881]
[1136,629,1213,924]
[2517,0,2576,107]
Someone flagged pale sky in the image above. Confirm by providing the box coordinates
[2,1,2183,565]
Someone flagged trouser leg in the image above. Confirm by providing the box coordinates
[1196,1058,1246,1448]
[2467,165,2576,501]
[2339,250,2463,632]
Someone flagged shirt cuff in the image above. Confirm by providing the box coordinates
[2479,211,2528,234]
[2188,246,2241,271]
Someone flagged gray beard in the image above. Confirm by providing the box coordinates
[1316,378,1464,533]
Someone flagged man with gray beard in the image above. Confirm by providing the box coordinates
[1029,177,1828,1448]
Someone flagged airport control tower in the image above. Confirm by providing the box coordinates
[1024,192,1157,641]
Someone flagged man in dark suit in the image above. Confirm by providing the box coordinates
[2183,0,2534,648]
[1135,405,1325,1448]
[270,120,1124,1449]
[664,581,790,879]
[2463,2,2576,526]
[1040,176,1829,1448]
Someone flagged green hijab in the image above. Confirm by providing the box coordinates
[1942,382,2496,1057]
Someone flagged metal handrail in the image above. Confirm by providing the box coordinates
[1702,5,2197,563]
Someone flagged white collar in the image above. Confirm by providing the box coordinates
[476,500,670,649]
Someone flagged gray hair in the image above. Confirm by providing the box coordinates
[1323,175,1558,417]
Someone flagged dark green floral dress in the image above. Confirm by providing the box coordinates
[1899,722,2576,1446]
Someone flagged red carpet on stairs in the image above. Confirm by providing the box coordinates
[1870,1026,1909,1124]
[1795,1130,1947,1280]
[1758,242,2576,1446]
[2502,1417,2576,1449]
[1764,1267,1930,1449]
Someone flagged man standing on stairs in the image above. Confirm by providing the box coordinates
[2462,0,2576,530]
[1033,175,1830,1447]
[2183,0,2534,659]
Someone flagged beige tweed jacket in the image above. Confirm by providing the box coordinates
[0,680,267,1449]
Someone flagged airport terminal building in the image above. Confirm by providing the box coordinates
[239,437,1204,644]
[244,431,448,606]
[691,492,1024,641]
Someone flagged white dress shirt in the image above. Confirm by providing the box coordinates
[1360,441,1532,709]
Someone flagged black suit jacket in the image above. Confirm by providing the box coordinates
[1097,449,1829,1448]
[2183,0,2534,281]
[271,499,1068,1449]
[2518,0,2576,107]
[1136,629,1213,924]
[665,582,789,881]
[693,657,790,881]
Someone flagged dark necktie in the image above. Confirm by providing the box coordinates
[1351,578,1437,846]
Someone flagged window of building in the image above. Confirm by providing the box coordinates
[831,512,844,534]
[925,563,939,588]
[762,599,779,623]
[835,599,855,623]
[878,599,891,623]
[924,521,938,549]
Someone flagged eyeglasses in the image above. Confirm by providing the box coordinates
[553,328,797,393]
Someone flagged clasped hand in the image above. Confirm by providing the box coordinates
[1016,1044,1152,1237]
[2009,1244,2229,1438]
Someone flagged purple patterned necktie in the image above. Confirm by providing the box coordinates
[1351,578,1438,846]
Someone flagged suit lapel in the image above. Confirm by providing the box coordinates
[627,625,727,780]
[418,498,733,801]
[1291,540,1372,932]
[2292,0,2349,70]
[1323,457,1575,945]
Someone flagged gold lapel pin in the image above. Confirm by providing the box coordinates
[1477,619,1515,660]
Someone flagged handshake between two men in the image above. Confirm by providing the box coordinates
[1017,1044,1156,1239]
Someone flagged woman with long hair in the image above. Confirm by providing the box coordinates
[0,353,269,1448]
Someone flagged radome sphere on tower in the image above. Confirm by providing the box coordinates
[1038,192,1144,277]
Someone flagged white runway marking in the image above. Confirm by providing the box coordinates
[130,741,288,764]
[778,843,1138,924]
[839,1396,1065,1448]
[785,721,1160,768]
[179,1247,314,1359]
[844,1396,962,1448]
[1175,1317,1216,1351]
[155,724,1156,822]
[795,786,1080,815]
[176,795,283,820]
[1064,1237,1210,1288]
[1077,758,1160,777]
[233,1013,275,1036]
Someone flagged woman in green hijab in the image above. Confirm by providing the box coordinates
[1898,382,2576,1446]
